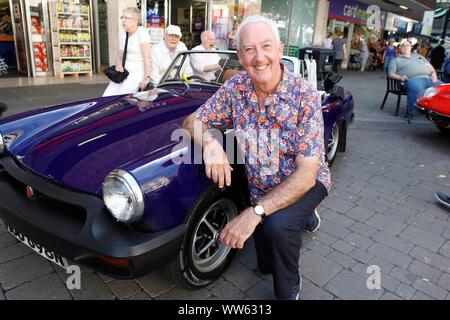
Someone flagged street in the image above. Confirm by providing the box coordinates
[0,70,449,300]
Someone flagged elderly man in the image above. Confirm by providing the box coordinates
[389,39,444,121]
[182,15,330,300]
[190,30,222,81]
[150,25,192,84]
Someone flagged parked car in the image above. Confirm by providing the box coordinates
[0,51,354,288]
[416,83,450,134]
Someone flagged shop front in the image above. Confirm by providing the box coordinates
[327,0,387,69]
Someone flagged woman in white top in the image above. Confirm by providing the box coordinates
[103,7,151,97]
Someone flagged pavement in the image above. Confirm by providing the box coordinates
[0,71,449,300]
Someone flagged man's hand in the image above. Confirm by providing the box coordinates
[400,75,408,82]
[139,78,151,91]
[115,65,124,73]
[203,139,233,188]
[219,207,261,249]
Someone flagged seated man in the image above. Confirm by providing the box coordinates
[190,30,222,81]
[150,25,192,84]
[389,39,444,121]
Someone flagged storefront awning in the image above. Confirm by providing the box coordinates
[357,0,435,14]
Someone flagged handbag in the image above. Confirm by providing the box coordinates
[104,32,129,83]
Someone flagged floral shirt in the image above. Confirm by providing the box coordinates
[194,66,331,204]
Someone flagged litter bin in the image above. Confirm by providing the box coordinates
[298,47,335,78]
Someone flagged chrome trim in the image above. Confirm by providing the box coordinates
[0,131,4,155]
[103,169,145,223]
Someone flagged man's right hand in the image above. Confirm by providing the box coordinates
[400,75,408,82]
[115,65,125,72]
[203,139,233,188]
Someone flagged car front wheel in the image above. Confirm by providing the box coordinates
[169,186,244,289]
[326,123,341,166]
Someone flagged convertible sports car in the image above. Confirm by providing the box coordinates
[416,84,450,134]
[0,51,354,288]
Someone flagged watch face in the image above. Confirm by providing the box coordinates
[254,205,264,215]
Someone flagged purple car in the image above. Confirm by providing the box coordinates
[0,51,354,289]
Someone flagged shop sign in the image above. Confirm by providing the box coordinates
[421,11,434,36]
[328,0,386,28]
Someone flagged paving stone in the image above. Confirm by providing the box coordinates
[158,286,212,300]
[439,241,450,259]
[371,231,414,254]
[321,196,356,214]
[395,283,416,300]
[368,257,395,275]
[304,239,333,257]
[236,246,258,270]
[70,273,115,300]
[406,216,445,236]
[325,270,383,300]
[0,233,18,250]
[222,261,261,292]
[0,254,53,291]
[380,292,402,300]
[411,291,434,300]
[367,243,412,270]
[349,222,378,238]
[301,278,334,300]
[5,273,71,300]
[399,226,445,252]
[320,220,352,240]
[108,280,141,300]
[209,280,245,300]
[0,243,33,264]
[331,240,355,255]
[366,215,407,236]
[348,248,374,264]
[383,206,417,223]
[409,247,450,273]
[344,206,376,223]
[438,274,450,290]
[136,267,176,298]
[407,260,442,284]
[412,279,447,300]
[322,212,356,228]
[0,288,4,300]
[327,251,357,269]
[389,267,418,285]
[344,233,374,251]
[300,251,342,287]
[314,232,338,246]
[126,291,151,300]
[404,196,429,212]
[245,279,275,300]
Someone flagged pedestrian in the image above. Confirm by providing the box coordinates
[323,32,333,49]
[150,25,192,84]
[227,21,239,50]
[359,37,369,72]
[435,192,450,209]
[331,30,346,73]
[182,14,330,300]
[388,39,444,122]
[190,30,223,81]
[382,38,397,76]
[103,7,151,97]
[430,40,446,71]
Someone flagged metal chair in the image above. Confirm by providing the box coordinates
[380,77,407,116]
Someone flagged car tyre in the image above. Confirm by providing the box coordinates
[326,123,341,166]
[169,186,246,289]
[437,124,450,134]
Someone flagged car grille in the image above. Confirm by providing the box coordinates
[0,162,87,236]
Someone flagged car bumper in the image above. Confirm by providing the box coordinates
[416,106,450,125]
[0,156,185,279]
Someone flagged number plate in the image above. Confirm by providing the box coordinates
[6,224,69,269]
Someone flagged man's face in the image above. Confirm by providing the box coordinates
[202,33,216,50]
[237,22,283,88]
[165,34,181,51]
[400,42,411,55]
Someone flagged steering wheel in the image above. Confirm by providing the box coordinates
[186,75,208,82]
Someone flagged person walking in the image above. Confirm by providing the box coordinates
[382,38,397,76]
[183,15,329,300]
[430,40,446,71]
[103,7,151,97]
[331,30,346,73]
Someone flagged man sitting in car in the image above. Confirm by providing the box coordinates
[389,39,444,121]
[190,30,223,81]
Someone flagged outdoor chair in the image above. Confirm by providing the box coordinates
[380,77,407,116]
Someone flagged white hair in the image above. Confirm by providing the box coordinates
[236,15,280,49]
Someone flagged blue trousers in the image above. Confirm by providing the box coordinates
[253,180,327,300]
[406,77,444,117]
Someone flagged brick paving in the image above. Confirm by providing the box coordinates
[0,71,449,300]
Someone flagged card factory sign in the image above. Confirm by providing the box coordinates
[328,0,386,28]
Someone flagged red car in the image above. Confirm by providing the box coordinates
[416,84,450,134]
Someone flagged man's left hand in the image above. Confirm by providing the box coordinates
[431,74,438,83]
[139,78,151,91]
[219,207,261,249]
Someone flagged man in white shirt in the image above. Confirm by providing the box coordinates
[190,30,222,81]
[150,25,192,84]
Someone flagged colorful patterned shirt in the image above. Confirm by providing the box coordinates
[194,66,331,204]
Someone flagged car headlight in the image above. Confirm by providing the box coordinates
[0,131,4,155]
[423,87,437,98]
[102,169,144,223]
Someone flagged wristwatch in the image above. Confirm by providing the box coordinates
[253,205,266,222]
